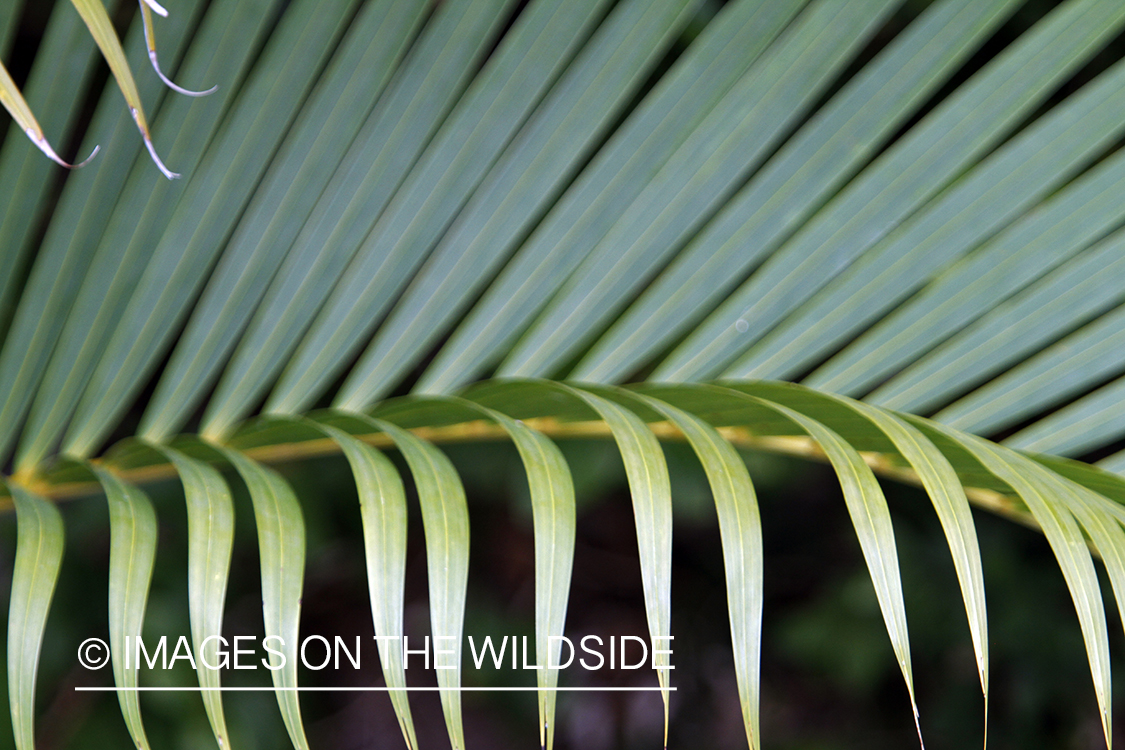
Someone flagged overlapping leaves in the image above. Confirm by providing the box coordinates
[4,0,1125,748]
[9,380,1125,750]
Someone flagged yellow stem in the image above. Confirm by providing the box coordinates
[0,418,1033,530]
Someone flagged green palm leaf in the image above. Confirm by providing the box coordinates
[4,485,63,750]
[3,0,1125,748]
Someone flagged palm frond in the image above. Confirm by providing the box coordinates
[3,0,1125,748]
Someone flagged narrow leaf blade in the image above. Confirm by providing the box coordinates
[907,419,1113,748]
[312,423,418,750]
[622,392,763,750]
[350,415,470,750]
[90,465,158,750]
[715,388,924,742]
[449,398,576,750]
[216,447,309,750]
[5,485,65,750]
[149,444,235,750]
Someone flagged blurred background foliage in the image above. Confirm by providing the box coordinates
[3,0,1125,748]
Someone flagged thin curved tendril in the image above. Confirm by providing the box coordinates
[148,51,219,97]
[130,108,179,180]
[26,128,100,169]
[139,2,218,98]
[143,135,179,179]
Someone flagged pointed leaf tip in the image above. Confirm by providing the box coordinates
[26,129,100,169]
[141,130,179,179]
[127,106,174,177]
[4,60,99,170]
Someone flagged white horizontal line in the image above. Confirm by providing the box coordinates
[75,686,675,692]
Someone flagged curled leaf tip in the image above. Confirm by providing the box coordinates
[128,108,179,179]
[26,128,99,169]
[141,133,179,179]
[141,0,169,17]
[72,144,101,168]
[148,51,218,97]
